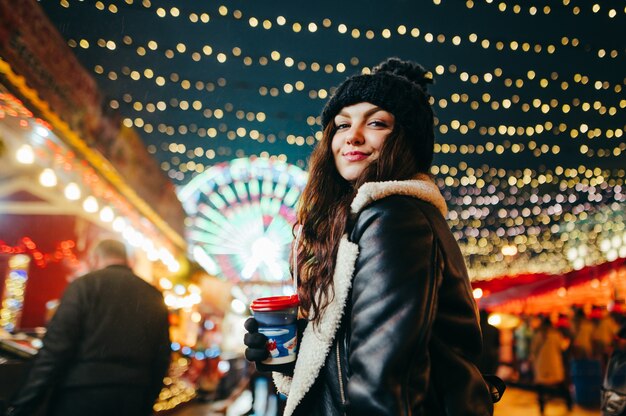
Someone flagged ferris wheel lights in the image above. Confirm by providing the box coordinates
[179,158,306,281]
[274,183,287,199]
[234,181,247,200]
[249,180,260,196]
[283,188,300,206]
[262,179,273,196]
[209,193,226,209]
[193,246,219,275]
[221,186,237,203]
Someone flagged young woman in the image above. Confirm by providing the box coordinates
[245,57,496,415]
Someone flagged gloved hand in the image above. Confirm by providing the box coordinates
[244,317,307,375]
[483,374,506,403]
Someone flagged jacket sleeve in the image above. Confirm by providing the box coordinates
[346,198,442,415]
[8,280,85,415]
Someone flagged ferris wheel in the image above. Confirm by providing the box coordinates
[178,157,308,284]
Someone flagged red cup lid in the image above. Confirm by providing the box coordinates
[250,295,299,312]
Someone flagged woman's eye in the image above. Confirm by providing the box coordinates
[369,120,388,127]
[336,123,350,130]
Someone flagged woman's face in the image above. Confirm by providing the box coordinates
[331,102,395,182]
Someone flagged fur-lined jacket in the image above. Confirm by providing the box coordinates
[274,176,494,415]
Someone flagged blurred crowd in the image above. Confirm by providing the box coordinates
[487,303,626,415]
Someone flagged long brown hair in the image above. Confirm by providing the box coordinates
[295,117,426,323]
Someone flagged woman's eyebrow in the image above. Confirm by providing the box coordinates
[335,106,387,119]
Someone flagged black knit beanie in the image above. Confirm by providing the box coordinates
[321,57,435,170]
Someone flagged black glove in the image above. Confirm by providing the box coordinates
[244,317,307,375]
[483,374,506,403]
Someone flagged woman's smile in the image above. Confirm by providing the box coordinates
[342,151,371,162]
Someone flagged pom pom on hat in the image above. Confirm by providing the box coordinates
[372,57,433,93]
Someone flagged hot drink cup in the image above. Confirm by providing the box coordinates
[249,295,299,365]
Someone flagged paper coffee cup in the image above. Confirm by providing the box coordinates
[250,295,299,365]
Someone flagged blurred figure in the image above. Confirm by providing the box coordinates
[555,313,574,342]
[5,239,171,416]
[601,323,626,416]
[478,309,501,375]
[531,315,573,415]
[572,306,594,360]
[514,315,534,384]
[592,306,620,368]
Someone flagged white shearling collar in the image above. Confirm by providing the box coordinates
[274,236,359,416]
[350,173,448,217]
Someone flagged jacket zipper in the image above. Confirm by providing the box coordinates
[336,341,346,407]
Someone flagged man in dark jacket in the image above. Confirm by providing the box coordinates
[5,239,171,416]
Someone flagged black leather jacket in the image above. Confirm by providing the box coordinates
[602,344,626,416]
[280,183,493,416]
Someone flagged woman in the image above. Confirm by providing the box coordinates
[245,58,496,415]
[530,315,573,414]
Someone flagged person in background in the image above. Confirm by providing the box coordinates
[572,306,594,360]
[513,315,534,384]
[531,315,573,415]
[592,305,620,369]
[245,57,501,415]
[4,239,171,416]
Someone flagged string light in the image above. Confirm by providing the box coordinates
[1,78,186,273]
[16,144,34,164]
[172,6,619,58]
[37,1,625,286]
[39,168,57,187]
[472,0,626,18]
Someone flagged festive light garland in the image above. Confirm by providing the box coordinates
[0,238,80,269]
[66,0,623,59]
[80,47,626,104]
[469,0,626,19]
[39,0,625,283]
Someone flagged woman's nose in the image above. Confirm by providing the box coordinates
[346,128,364,145]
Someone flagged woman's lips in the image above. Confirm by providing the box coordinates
[343,151,370,161]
